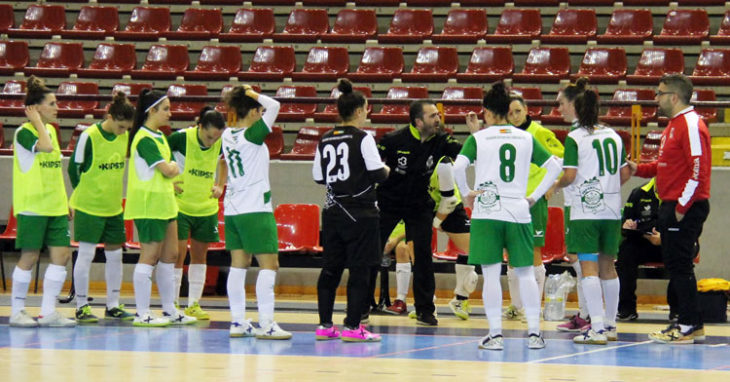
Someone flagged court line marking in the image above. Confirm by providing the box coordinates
[365,338,479,359]
[527,340,653,364]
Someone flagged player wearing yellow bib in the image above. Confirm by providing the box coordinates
[68,92,135,323]
[9,76,74,328]
[222,85,291,340]
[454,83,562,351]
[170,107,226,320]
[503,94,564,321]
[126,89,196,327]
[556,90,632,345]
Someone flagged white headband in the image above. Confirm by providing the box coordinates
[145,95,168,114]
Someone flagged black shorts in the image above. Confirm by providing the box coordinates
[441,204,471,234]
[321,210,381,267]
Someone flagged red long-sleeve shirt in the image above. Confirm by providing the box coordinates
[635,107,711,214]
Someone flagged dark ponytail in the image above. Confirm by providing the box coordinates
[561,77,589,103]
[130,88,167,148]
[336,79,366,122]
[224,85,261,121]
[24,75,53,106]
[575,90,600,132]
[483,82,510,118]
[107,91,135,121]
[197,106,225,130]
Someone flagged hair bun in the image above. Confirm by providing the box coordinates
[491,82,506,94]
[337,79,353,95]
[27,75,45,92]
[112,91,128,105]
[575,77,589,91]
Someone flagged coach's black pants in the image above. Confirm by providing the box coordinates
[616,237,663,314]
[657,200,709,327]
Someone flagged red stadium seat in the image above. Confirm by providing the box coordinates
[93,83,153,116]
[512,47,571,83]
[276,86,318,122]
[131,44,189,80]
[220,8,275,42]
[0,81,26,116]
[0,41,29,75]
[654,9,709,45]
[690,49,730,85]
[0,4,13,33]
[348,47,404,82]
[273,9,328,42]
[456,46,513,83]
[566,0,613,4]
[511,87,543,119]
[597,9,653,44]
[514,0,558,4]
[25,42,84,77]
[321,9,377,43]
[62,6,118,39]
[379,9,433,43]
[626,48,684,85]
[542,207,566,262]
[692,89,718,122]
[7,5,65,38]
[167,84,207,120]
[640,142,660,164]
[78,43,136,79]
[573,48,627,84]
[542,108,568,125]
[370,86,429,124]
[303,0,346,5]
[432,9,488,44]
[441,87,484,124]
[709,11,730,45]
[184,45,242,80]
[115,7,171,41]
[280,127,330,161]
[361,127,395,143]
[485,9,541,43]
[600,89,657,126]
[401,47,459,82]
[265,126,284,159]
[292,47,349,81]
[274,204,322,253]
[166,8,222,40]
[459,0,504,4]
[56,82,99,118]
[623,0,669,3]
[314,86,373,123]
[240,46,296,81]
[354,0,401,4]
[0,208,18,288]
[541,9,597,43]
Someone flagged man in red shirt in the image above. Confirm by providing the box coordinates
[633,74,711,344]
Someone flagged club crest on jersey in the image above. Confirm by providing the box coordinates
[426,155,434,169]
[476,181,501,212]
[579,177,605,214]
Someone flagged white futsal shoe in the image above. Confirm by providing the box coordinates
[256,322,293,340]
[38,311,77,327]
[9,310,39,327]
[230,319,256,338]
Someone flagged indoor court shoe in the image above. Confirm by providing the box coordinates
[416,312,438,326]
[605,326,618,341]
[184,302,210,320]
[229,319,256,337]
[384,299,407,315]
[616,311,638,321]
[692,326,706,342]
[449,298,471,320]
[557,313,590,332]
[9,310,38,327]
[38,311,77,328]
[648,324,695,344]
[163,310,198,325]
[341,324,381,342]
[502,305,525,321]
[527,333,546,349]
[133,313,171,327]
[478,334,504,351]
[315,325,341,340]
[75,304,99,323]
[573,329,607,345]
[256,322,293,340]
[105,305,135,321]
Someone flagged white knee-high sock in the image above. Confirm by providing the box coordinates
[572,261,588,318]
[156,262,176,314]
[173,267,183,306]
[581,276,605,332]
[188,264,206,306]
[395,262,411,301]
[515,266,541,335]
[534,264,546,302]
[227,267,247,322]
[133,263,154,316]
[454,263,473,298]
[506,266,522,309]
[256,269,277,328]
[40,264,67,317]
[11,267,32,315]
[601,278,620,327]
[74,242,96,309]
[104,248,123,309]
[481,264,503,337]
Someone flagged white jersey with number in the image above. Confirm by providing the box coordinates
[563,125,626,221]
[221,122,271,215]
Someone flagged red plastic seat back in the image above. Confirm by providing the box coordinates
[442,87,483,115]
[194,45,242,73]
[277,86,318,116]
[88,43,136,71]
[0,81,26,108]
[248,46,296,75]
[18,5,66,32]
[0,4,13,32]
[140,45,189,72]
[604,89,657,120]
[36,42,84,70]
[464,46,513,75]
[693,49,730,77]
[112,83,153,106]
[494,9,541,37]
[542,207,566,260]
[229,8,275,34]
[659,9,709,38]
[442,9,488,36]
[0,41,29,72]
[124,7,171,33]
[577,48,627,76]
[717,11,730,37]
[379,86,429,115]
[321,86,373,115]
[549,9,596,37]
[356,47,404,74]
[410,47,458,75]
[301,47,349,76]
[265,126,284,158]
[0,208,18,239]
[73,6,118,33]
[57,82,99,112]
[633,48,684,77]
[274,204,321,252]
[168,84,207,115]
[282,9,329,35]
[511,87,543,118]
[387,9,433,36]
[693,89,717,121]
[521,47,570,76]
[604,9,652,38]
[177,8,223,33]
[331,9,377,37]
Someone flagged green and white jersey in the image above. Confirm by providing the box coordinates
[458,124,552,223]
[563,120,580,208]
[563,125,627,221]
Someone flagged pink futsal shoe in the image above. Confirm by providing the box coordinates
[315,325,341,340]
[341,325,381,342]
[557,313,590,332]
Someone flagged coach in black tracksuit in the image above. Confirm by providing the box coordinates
[374,100,462,326]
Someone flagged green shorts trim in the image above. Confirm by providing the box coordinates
[177,212,220,243]
[74,210,125,244]
[468,219,533,268]
[225,212,278,254]
[567,219,621,257]
[16,215,70,250]
[134,218,175,243]
[530,197,548,248]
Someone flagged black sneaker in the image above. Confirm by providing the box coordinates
[616,311,638,321]
[416,312,438,326]
[105,305,135,321]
